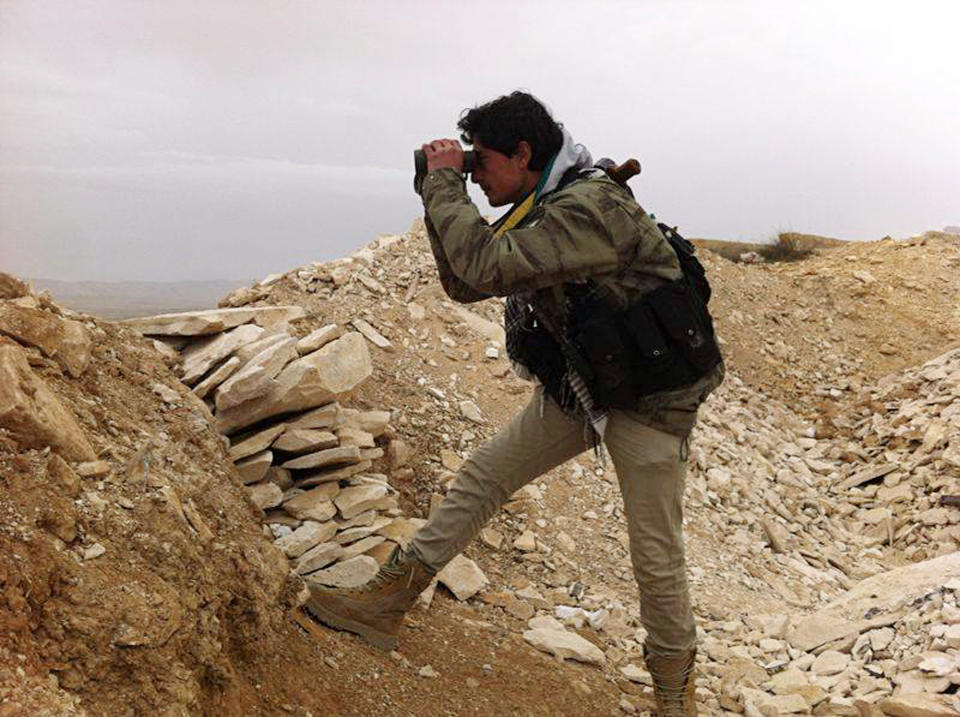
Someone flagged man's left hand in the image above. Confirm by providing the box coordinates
[422,138,464,174]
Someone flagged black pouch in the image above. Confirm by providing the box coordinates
[572,316,633,402]
[646,281,721,373]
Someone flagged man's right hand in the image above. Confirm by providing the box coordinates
[422,138,465,174]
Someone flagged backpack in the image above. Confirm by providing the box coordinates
[655,221,712,307]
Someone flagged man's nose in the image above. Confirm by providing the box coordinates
[470,167,482,184]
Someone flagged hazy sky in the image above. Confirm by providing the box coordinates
[2,1,958,281]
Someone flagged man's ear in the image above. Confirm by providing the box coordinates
[515,140,533,170]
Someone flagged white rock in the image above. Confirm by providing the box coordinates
[350,318,394,352]
[522,628,605,665]
[459,400,484,423]
[528,615,565,631]
[274,520,338,558]
[246,481,283,510]
[514,530,537,552]
[193,356,242,399]
[83,542,106,560]
[123,306,304,337]
[811,650,849,676]
[295,542,343,575]
[216,333,372,434]
[272,428,338,454]
[235,450,273,485]
[228,423,288,462]
[215,336,298,411]
[297,324,343,355]
[437,554,488,601]
[283,488,337,522]
[335,484,389,520]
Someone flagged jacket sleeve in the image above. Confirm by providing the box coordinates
[420,168,627,296]
[423,213,493,304]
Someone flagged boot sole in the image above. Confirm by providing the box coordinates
[302,601,398,651]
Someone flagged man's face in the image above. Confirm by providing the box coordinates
[470,138,533,207]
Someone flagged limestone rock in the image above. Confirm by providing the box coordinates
[335,517,394,545]
[340,535,386,560]
[228,423,288,462]
[246,481,283,510]
[272,428,338,454]
[355,410,391,436]
[514,530,538,552]
[350,318,394,352]
[235,450,273,485]
[387,439,411,469]
[335,484,389,520]
[287,403,340,430]
[274,520,338,558]
[122,306,305,337]
[295,542,343,575]
[336,427,375,448]
[811,649,849,675]
[216,333,372,434]
[437,554,488,601]
[307,555,379,588]
[480,527,503,550]
[0,343,96,461]
[193,356,241,399]
[0,304,92,377]
[215,336,298,411]
[282,444,361,470]
[283,488,337,522]
[522,628,605,665]
[297,324,343,355]
[298,460,372,487]
[877,693,960,716]
[180,324,265,384]
[459,400,484,423]
[436,449,461,473]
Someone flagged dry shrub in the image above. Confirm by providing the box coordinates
[757,233,815,263]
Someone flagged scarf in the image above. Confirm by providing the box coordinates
[494,131,609,446]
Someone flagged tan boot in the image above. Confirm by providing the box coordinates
[644,646,698,716]
[303,547,435,650]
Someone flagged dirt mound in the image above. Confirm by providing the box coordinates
[703,231,960,426]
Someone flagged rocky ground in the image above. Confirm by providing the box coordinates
[0,226,958,715]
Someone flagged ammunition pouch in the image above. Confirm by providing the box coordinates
[568,279,722,409]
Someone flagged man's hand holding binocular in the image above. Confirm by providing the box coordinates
[421,138,466,174]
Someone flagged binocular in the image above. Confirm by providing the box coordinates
[413,148,476,191]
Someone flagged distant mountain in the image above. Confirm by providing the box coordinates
[28,278,251,320]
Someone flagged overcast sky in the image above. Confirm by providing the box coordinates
[2,1,958,282]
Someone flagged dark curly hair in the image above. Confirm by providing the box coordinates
[457,91,563,172]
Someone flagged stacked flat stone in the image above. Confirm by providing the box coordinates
[122,306,430,584]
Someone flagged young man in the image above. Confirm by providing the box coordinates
[305,92,723,715]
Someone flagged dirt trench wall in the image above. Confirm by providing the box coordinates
[0,308,297,715]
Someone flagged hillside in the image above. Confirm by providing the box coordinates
[1,226,959,715]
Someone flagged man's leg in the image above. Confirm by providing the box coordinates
[604,406,699,715]
[409,386,590,572]
[604,409,695,654]
[305,387,589,649]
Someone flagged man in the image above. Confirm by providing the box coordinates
[305,91,723,715]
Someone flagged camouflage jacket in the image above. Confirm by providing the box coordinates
[420,167,723,434]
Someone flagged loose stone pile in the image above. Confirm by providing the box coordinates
[124,305,489,597]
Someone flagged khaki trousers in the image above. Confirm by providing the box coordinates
[408,385,698,657]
